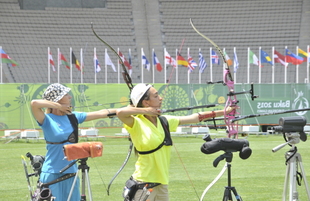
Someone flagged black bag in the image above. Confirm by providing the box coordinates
[123,178,138,201]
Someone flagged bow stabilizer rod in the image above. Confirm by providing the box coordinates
[232,107,310,123]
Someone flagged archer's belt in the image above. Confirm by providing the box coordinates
[131,177,161,189]
[136,182,161,189]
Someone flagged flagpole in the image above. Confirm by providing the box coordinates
[199,48,201,84]
[57,48,60,83]
[296,46,299,83]
[259,47,261,83]
[223,48,226,80]
[272,46,275,84]
[285,46,288,83]
[94,47,97,84]
[117,48,120,84]
[48,47,50,84]
[141,48,144,83]
[210,47,213,82]
[152,48,155,84]
[233,47,236,82]
[164,48,167,84]
[187,47,190,84]
[0,46,2,83]
[80,48,83,84]
[70,47,72,84]
[176,49,178,84]
[105,48,108,84]
[247,47,250,84]
[307,45,309,83]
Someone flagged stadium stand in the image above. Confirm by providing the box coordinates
[0,0,309,84]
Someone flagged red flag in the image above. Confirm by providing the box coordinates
[285,49,303,65]
[49,50,56,71]
[118,51,132,74]
[59,52,70,69]
[274,50,288,67]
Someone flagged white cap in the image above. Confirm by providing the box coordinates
[130,83,152,107]
[42,83,71,102]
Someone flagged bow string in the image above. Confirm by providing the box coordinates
[91,23,134,195]
[190,19,258,138]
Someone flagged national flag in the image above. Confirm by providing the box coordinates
[211,50,220,65]
[298,48,308,63]
[141,49,150,71]
[94,53,101,73]
[153,51,163,72]
[274,50,288,67]
[0,49,18,66]
[260,49,273,66]
[105,51,116,72]
[49,50,56,72]
[198,51,207,73]
[187,53,197,72]
[59,52,70,69]
[177,52,189,67]
[118,51,132,75]
[285,49,303,65]
[165,50,176,67]
[233,51,239,73]
[249,50,259,66]
[71,51,81,71]
[224,51,233,66]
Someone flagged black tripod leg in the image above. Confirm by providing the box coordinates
[231,187,242,201]
[222,187,232,201]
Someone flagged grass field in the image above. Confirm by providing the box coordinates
[1,130,310,201]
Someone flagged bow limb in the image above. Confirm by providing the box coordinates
[91,23,133,195]
[190,19,238,138]
[91,23,133,92]
[21,155,33,199]
[106,141,133,195]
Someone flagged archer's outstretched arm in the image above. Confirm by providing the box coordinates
[178,106,235,125]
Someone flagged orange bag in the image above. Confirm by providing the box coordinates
[63,142,103,161]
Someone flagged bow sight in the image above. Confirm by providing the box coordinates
[227,83,258,101]
[207,81,258,102]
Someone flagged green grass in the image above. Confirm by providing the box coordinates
[1,131,310,201]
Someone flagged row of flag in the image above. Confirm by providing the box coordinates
[1,46,310,78]
[249,48,309,67]
[1,47,309,72]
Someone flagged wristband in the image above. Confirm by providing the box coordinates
[198,111,216,122]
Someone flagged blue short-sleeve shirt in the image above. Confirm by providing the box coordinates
[39,112,87,173]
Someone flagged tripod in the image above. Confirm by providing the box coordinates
[200,152,243,201]
[272,133,310,201]
[60,158,93,201]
